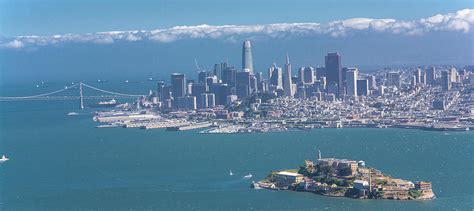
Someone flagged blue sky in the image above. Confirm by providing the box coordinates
[1,0,473,36]
[0,0,473,84]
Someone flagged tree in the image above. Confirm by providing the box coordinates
[339,167,352,176]
[319,165,336,177]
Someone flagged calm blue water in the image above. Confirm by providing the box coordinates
[0,83,473,210]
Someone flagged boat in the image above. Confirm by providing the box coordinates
[67,112,79,116]
[229,170,234,176]
[90,99,118,108]
[0,155,9,163]
[242,173,252,179]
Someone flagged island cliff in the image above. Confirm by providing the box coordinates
[252,151,435,200]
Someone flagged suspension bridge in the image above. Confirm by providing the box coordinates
[0,82,145,109]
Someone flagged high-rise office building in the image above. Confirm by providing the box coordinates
[156,81,165,102]
[367,75,377,90]
[242,40,253,74]
[298,67,305,83]
[212,84,232,106]
[213,62,228,80]
[346,68,358,97]
[184,95,197,110]
[200,93,215,109]
[415,68,422,85]
[250,74,258,93]
[357,79,369,96]
[387,72,401,88]
[325,53,342,97]
[284,53,294,97]
[303,67,315,84]
[255,72,263,84]
[316,67,327,78]
[222,67,237,86]
[441,70,451,91]
[198,70,208,84]
[269,65,283,89]
[236,71,251,98]
[426,66,436,85]
[171,73,186,101]
[450,67,458,83]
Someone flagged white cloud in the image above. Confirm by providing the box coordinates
[2,8,473,49]
[3,40,24,48]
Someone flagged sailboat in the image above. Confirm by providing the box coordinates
[0,155,9,163]
[229,170,234,176]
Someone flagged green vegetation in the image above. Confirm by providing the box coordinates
[376,179,388,186]
[339,167,352,176]
[284,169,299,173]
[317,165,336,177]
[409,190,422,199]
[298,166,317,177]
[342,179,354,187]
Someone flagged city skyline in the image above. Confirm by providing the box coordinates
[1,1,473,210]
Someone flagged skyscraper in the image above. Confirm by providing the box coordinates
[236,70,251,98]
[303,67,315,84]
[242,40,253,74]
[156,80,165,102]
[171,73,186,101]
[284,53,294,97]
[298,67,305,83]
[387,72,401,88]
[415,68,422,85]
[200,93,215,109]
[367,75,377,90]
[346,68,358,97]
[441,70,451,91]
[269,65,283,89]
[325,53,342,97]
[357,79,369,96]
[426,66,436,85]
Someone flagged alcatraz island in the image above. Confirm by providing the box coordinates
[252,151,435,200]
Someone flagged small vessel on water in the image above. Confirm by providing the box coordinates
[0,155,9,163]
[229,170,234,176]
[67,112,79,116]
[242,173,252,179]
[90,99,118,108]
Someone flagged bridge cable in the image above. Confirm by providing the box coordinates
[0,83,79,99]
[80,83,144,97]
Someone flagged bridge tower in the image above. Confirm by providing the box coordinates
[79,82,84,109]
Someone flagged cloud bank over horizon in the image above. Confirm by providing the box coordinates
[2,8,473,49]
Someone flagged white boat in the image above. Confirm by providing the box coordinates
[242,173,252,180]
[229,170,234,176]
[0,155,9,163]
[67,112,79,116]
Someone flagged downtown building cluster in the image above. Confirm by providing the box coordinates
[151,41,388,110]
[131,40,474,132]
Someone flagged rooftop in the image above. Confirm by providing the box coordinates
[277,171,303,177]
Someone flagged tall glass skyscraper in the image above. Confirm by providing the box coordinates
[170,73,186,100]
[325,53,342,96]
[242,40,253,73]
[346,68,358,97]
